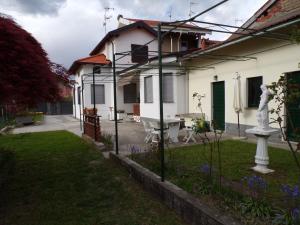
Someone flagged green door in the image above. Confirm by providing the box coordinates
[212,81,225,130]
[287,71,300,141]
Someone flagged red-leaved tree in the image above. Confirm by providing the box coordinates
[0,14,59,109]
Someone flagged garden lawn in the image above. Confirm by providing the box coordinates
[0,131,185,225]
[132,140,299,208]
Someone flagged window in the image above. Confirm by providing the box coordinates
[247,76,262,107]
[144,76,153,103]
[91,84,105,104]
[77,87,81,105]
[131,44,148,63]
[93,66,101,74]
[180,41,188,51]
[124,83,138,103]
[163,73,174,103]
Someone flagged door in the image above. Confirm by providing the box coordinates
[212,81,225,130]
[287,71,300,140]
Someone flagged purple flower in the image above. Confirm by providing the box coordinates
[281,184,300,198]
[130,145,142,154]
[242,175,267,191]
[199,164,211,174]
[292,207,300,220]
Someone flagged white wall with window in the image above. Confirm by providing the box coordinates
[73,64,115,119]
[187,37,300,133]
[139,68,188,119]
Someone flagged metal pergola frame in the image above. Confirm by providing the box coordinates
[75,0,299,183]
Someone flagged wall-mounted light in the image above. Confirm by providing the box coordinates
[214,75,218,81]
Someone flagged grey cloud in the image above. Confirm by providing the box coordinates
[0,0,67,15]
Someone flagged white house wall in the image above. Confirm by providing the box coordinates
[114,29,158,66]
[188,38,300,139]
[140,68,188,119]
[73,65,115,120]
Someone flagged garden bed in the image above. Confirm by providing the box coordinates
[131,140,300,225]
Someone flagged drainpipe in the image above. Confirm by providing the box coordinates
[170,34,173,53]
[178,32,182,52]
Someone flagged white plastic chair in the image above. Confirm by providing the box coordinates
[149,121,170,146]
[183,117,197,143]
[142,120,153,143]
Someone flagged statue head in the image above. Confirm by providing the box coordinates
[260,84,267,92]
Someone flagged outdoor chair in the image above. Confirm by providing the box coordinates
[141,120,153,143]
[183,117,197,144]
[149,121,170,147]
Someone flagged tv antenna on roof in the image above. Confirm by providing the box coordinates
[167,6,173,21]
[103,7,114,34]
[234,18,243,26]
[189,1,200,18]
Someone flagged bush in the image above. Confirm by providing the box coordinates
[192,117,210,134]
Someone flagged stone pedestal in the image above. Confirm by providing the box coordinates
[246,128,278,174]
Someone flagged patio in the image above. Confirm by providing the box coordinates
[100,119,235,155]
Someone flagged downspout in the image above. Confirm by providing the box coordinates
[186,70,189,114]
[73,83,76,119]
[178,32,182,52]
[170,34,173,53]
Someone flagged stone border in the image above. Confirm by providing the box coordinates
[110,152,240,225]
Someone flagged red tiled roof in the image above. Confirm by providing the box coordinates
[227,0,300,41]
[69,54,111,74]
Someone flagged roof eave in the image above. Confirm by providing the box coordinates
[182,17,300,61]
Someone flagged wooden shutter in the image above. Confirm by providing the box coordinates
[124,83,137,103]
[144,76,153,103]
[91,84,105,104]
[77,87,81,105]
[131,44,148,63]
[163,73,174,103]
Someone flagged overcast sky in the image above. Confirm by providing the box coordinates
[0,0,268,68]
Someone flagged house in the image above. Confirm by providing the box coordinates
[181,0,300,141]
[70,16,211,120]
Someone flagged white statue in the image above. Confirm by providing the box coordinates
[256,84,270,130]
[246,84,278,174]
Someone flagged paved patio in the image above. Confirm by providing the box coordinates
[12,115,82,136]
[12,115,293,154]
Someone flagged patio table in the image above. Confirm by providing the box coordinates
[141,117,181,143]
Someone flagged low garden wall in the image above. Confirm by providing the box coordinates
[109,152,240,225]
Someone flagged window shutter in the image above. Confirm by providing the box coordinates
[131,44,148,63]
[144,76,153,103]
[163,73,174,103]
[124,83,137,103]
[77,87,81,105]
[91,84,105,104]
[93,66,101,74]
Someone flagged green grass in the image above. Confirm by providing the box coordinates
[0,131,185,225]
[132,140,300,211]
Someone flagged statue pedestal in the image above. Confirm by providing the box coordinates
[245,128,278,174]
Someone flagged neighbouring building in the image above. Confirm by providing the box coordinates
[181,0,300,141]
[37,69,74,115]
